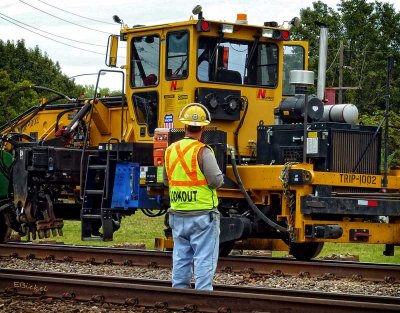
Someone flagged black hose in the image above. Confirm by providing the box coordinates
[229,146,288,233]
[3,85,75,130]
[233,96,249,164]
[141,208,167,217]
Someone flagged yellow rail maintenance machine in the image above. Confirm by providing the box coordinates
[0,6,399,260]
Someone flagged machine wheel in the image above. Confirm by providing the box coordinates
[290,242,324,261]
[219,240,235,257]
[0,212,11,243]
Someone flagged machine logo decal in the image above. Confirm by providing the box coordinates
[256,89,274,101]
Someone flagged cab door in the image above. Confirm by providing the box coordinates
[282,41,308,96]
[128,32,163,142]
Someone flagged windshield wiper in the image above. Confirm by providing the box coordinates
[209,35,223,65]
[245,36,260,75]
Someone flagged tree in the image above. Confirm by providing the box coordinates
[0,39,82,125]
[292,0,400,113]
[0,70,37,126]
[292,0,400,166]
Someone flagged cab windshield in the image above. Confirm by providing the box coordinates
[197,36,278,87]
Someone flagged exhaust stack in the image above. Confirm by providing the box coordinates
[316,23,329,100]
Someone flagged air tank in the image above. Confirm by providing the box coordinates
[321,104,359,124]
[278,94,324,124]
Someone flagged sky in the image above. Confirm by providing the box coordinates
[0,0,399,91]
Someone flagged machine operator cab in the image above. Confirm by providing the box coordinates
[107,6,307,157]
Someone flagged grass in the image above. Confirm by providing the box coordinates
[57,211,400,264]
[61,211,166,249]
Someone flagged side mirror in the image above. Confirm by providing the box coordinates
[106,35,119,67]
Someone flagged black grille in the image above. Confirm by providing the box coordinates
[331,130,380,174]
[281,147,303,163]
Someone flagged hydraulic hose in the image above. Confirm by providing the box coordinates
[229,146,288,233]
[3,85,75,130]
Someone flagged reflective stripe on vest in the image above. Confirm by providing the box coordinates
[165,138,218,211]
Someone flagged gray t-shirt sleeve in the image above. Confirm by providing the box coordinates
[201,147,224,189]
[163,166,169,186]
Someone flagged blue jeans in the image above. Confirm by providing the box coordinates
[169,211,220,290]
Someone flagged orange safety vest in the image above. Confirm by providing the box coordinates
[165,138,218,211]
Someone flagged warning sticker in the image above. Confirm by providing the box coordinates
[306,137,318,154]
[164,94,175,112]
[177,94,189,106]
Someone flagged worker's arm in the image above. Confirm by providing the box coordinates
[163,166,169,186]
[201,147,224,188]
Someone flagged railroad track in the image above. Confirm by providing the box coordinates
[1,268,399,312]
[0,242,399,282]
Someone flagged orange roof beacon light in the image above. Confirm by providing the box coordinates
[236,13,248,24]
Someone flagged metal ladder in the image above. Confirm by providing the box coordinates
[81,139,120,241]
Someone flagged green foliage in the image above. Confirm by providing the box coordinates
[359,110,400,168]
[292,0,400,114]
[0,70,37,126]
[82,84,122,99]
[0,39,81,125]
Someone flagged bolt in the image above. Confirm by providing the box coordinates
[155,302,168,309]
[298,271,310,278]
[184,304,198,311]
[351,274,363,281]
[44,255,55,261]
[63,256,73,263]
[62,292,75,299]
[384,276,395,283]
[125,298,138,306]
[271,269,284,277]
[26,254,36,260]
[222,266,233,273]
[91,295,105,303]
[147,261,159,268]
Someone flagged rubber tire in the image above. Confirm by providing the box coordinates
[290,242,324,261]
[0,213,11,243]
[219,240,235,257]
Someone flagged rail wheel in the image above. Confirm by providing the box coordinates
[0,212,11,243]
[290,242,324,261]
[219,240,235,257]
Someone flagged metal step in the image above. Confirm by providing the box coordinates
[81,237,102,241]
[85,190,104,195]
[81,214,102,219]
[88,165,107,170]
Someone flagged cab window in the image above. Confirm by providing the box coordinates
[283,45,305,95]
[166,31,189,79]
[132,91,158,136]
[130,34,160,87]
[197,36,278,87]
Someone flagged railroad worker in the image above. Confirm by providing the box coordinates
[164,103,224,291]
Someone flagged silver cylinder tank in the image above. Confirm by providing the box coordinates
[321,104,359,124]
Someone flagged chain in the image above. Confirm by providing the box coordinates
[279,162,298,241]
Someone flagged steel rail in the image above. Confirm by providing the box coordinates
[0,242,399,282]
[0,268,399,313]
